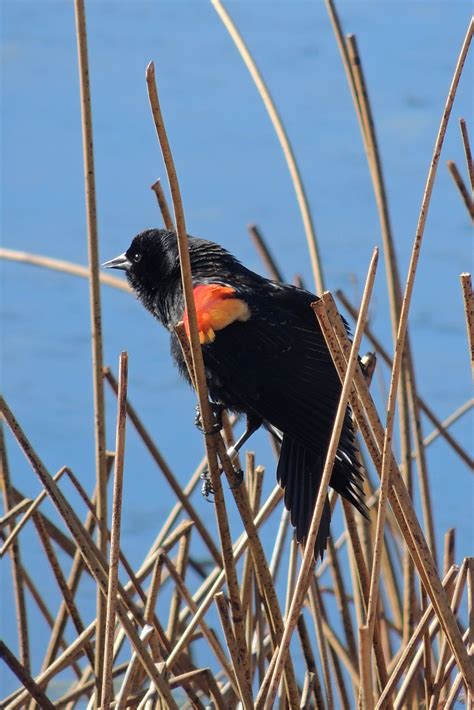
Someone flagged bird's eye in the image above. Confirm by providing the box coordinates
[133,252,142,263]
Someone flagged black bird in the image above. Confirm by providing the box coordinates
[104,229,367,558]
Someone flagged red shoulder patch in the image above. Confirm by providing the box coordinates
[184,284,250,344]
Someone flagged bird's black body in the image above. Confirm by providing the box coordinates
[105,229,366,558]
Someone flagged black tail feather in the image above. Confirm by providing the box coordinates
[276,433,366,560]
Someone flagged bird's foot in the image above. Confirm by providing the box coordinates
[200,467,214,500]
[199,462,244,498]
[229,467,244,489]
[194,403,224,435]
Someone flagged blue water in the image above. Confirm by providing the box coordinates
[1,0,472,701]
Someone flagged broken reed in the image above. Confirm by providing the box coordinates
[1,2,473,709]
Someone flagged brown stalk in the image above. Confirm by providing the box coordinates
[325,3,420,626]
[337,289,474,469]
[0,398,179,709]
[394,568,468,710]
[428,559,470,709]
[459,117,474,189]
[168,484,283,671]
[340,500,390,694]
[359,624,374,710]
[4,621,97,710]
[376,564,459,708]
[327,537,358,668]
[247,224,283,282]
[0,466,68,557]
[103,367,222,566]
[0,426,30,672]
[0,641,56,710]
[151,178,175,230]
[422,399,473,453]
[0,248,130,293]
[161,552,240,695]
[214,591,249,702]
[145,60,253,707]
[460,273,474,375]
[102,352,128,709]
[318,294,472,687]
[211,0,324,294]
[443,529,456,578]
[308,581,336,710]
[264,247,379,707]
[73,1,108,698]
[349,29,435,601]
[40,457,114,674]
[0,498,32,530]
[447,160,474,219]
[32,512,95,671]
[165,531,191,645]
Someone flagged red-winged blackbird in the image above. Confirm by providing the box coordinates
[104,229,366,558]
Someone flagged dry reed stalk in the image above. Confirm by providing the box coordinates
[308,582,335,710]
[0,248,130,293]
[349,27,434,602]
[1,398,180,709]
[168,484,283,670]
[104,367,222,566]
[211,0,324,294]
[376,564,459,708]
[459,117,474,189]
[264,247,378,707]
[0,466,68,557]
[0,641,56,710]
[447,160,474,219]
[359,624,375,710]
[422,399,473,453]
[145,60,253,706]
[428,559,470,709]
[394,571,469,710]
[151,178,175,230]
[73,1,108,699]
[327,537,358,681]
[32,512,95,670]
[40,459,114,673]
[327,7,447,623]
[337,290,474,469]
[322,293,473,689]
[166,532,191,644]
[370,22,473,641]
[461,273,474,374]
[247,224,283,282]
[0,426,30,673]
[102,352,128,709]
[160,551,240,695]
[0,498,32,529]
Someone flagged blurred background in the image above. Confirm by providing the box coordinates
[1,0,472,698]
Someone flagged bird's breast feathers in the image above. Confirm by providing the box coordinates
[183,284,251,344]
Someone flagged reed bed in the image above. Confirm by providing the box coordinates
[1,2,473,708]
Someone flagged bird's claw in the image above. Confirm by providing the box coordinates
[199,463,244,498]
[194,403,224,436]
[229,468,244,489]
[200,467,214,500]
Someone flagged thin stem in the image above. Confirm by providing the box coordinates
[211,0,324,294]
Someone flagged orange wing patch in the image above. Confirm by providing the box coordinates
[183,284,250,344]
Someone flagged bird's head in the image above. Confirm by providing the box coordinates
[103,228,180,292]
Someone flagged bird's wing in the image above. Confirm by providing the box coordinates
[202,283,350,455]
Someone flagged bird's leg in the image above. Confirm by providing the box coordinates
[226,415,263,489]
[200,414,263,498]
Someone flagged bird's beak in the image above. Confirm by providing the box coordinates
[102,252,132,271]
